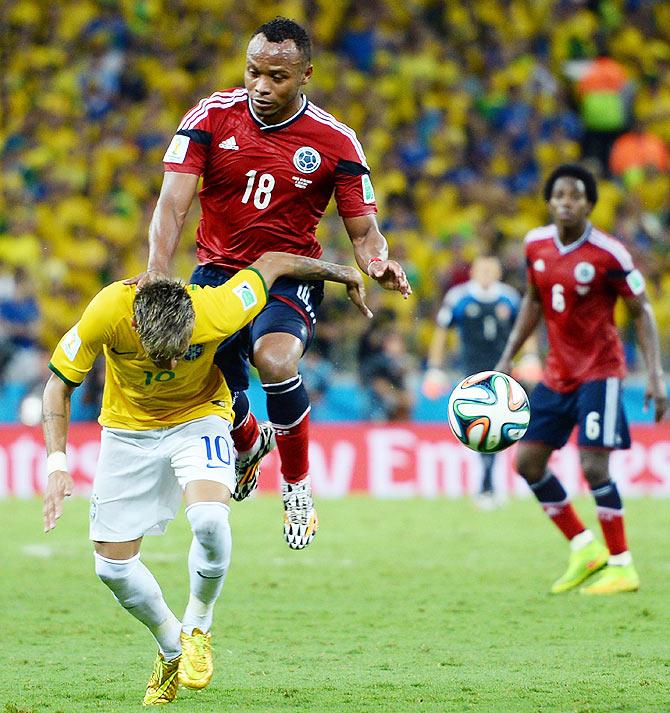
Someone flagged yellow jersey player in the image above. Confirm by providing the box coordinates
[42,251,371,706]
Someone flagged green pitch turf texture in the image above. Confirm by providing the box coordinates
[2,496,669,713]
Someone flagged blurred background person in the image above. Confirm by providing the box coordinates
[574,47,633,175]
[0,267,42,385]
[359,327,416,422]
[422,255,524,508]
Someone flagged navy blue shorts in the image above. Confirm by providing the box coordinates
[523,379,631,450]
[190,264,324,391]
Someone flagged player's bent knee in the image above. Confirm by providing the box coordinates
[515,461,547,485]
[191,516,227,549]
[186,501,230,543]
[256,359,299,384]
[253,345,301,382]
[515,454,540,483]
[186,501,231,572]
[515,443,552,484]
[580,451,610,488]
[581,465,609,488]
[94,552,145,608]
[95,551,137,584]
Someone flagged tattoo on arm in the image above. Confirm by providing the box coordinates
[43,412,66,445]
[291,256,353,282]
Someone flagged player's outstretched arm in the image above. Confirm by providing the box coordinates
[624,294,668,422]
[495,285,543,375]
[251,252,373,319]
[343,214,412,298]
[125,172,200,288]
[42,374,75,532]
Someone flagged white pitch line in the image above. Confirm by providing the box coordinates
[21,544,54,558]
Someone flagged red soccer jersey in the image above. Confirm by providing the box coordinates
[524,223,646,392]
[162,88,377,270]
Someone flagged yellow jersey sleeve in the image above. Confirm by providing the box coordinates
[190,268,268,342]
[49,282,132,386]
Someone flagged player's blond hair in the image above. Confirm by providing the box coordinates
[133,279,195,362]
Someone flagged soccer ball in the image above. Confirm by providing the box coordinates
[447,371,531,453]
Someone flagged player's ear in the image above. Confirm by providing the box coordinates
[301,63,313,86]
[130,317,138,331]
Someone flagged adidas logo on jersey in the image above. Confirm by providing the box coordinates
[218,136,239,150]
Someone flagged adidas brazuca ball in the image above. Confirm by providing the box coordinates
[447,371,531,453]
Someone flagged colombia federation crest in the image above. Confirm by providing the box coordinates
[293,146,321,173]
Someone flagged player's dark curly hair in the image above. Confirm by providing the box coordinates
[543,163,598,205]
[251,17,312,64]
[133,279,195,362]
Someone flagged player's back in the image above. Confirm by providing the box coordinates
[50,271,268,429]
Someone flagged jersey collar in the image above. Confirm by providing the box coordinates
[247,94,308,132]
[468,280,503,303]
[552,221,592,254]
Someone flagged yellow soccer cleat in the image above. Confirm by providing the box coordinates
[580,563,640,595]
[143,652,180,706]
[550,540,609,594]
[179,628,213,689]
[282,475,318,550]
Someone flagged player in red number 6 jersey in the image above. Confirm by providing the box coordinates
[137,17,411,550]
[496,164,667,595]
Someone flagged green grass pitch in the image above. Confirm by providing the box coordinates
[1,495,669,713]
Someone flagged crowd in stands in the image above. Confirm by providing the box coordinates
[2,0,669,421]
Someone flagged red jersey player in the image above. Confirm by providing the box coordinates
[497,163,667,595]
[138,18,411,550]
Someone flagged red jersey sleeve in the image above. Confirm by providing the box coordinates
[603,242,646,299]
[333,133,377,217]
[162,93,223,175]
[334,167,378,217]
[524,239,538,288]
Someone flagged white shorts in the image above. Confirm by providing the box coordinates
[89,415,235,542]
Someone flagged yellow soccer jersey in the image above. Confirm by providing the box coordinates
[49,269,267,429]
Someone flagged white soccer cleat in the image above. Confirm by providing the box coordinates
[233,422,276,502]
[282,475,318,550]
